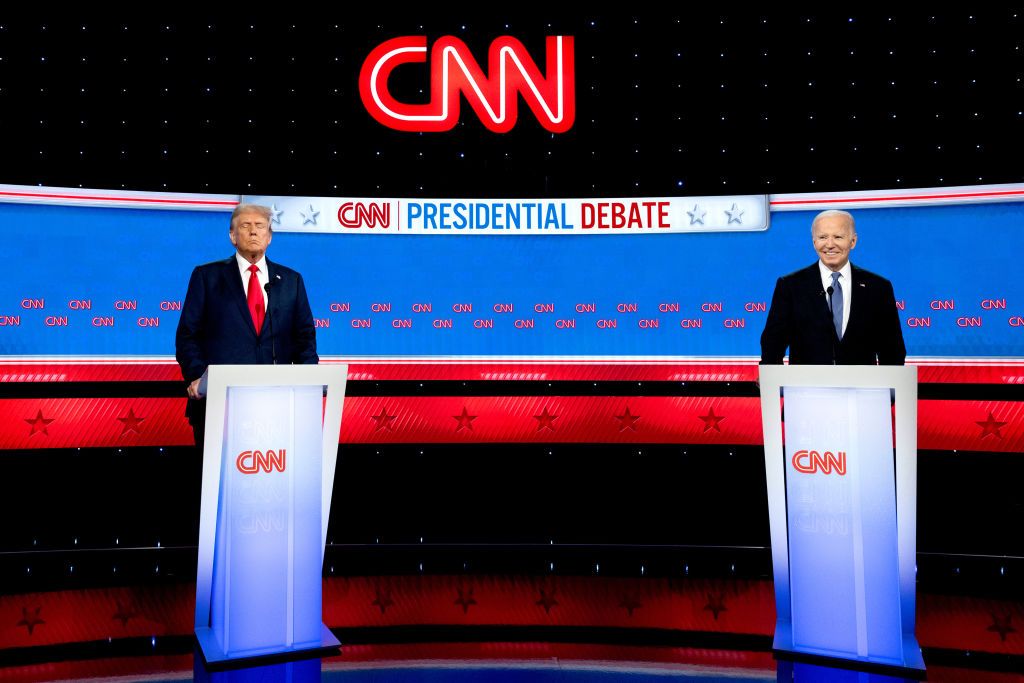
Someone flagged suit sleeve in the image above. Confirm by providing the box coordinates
[291,273,319,364]
[760,277,791,364]
[877,278,907,365]
[175,267,208,382]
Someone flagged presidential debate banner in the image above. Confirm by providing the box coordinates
[0,183,1021,360]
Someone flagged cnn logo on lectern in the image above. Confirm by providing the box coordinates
[792,449,847,476]
[236,449,286,474]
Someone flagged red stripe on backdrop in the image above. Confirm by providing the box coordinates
[2,361,1024,384]
[337,396,764,445]
[334,362,763,383]
[322,576,774,634]
[0,396,1022,452]
[0,578,1020,656]
[0,584,194,649]
[915,364,1024,385]
[919,400,1024,453]
[0,398,193,449]
[0,363,185,382]
[917,593,1024,653]
[0,362,762,383]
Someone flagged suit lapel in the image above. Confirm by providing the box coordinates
[802,263,830,316]
[844,264,866,342]
[265,259,280,329]
[222,255,258,336]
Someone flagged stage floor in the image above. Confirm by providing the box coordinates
[0,641,1019,683]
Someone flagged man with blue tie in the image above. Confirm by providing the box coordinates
[175,204,318,445]
[760,209,906,366]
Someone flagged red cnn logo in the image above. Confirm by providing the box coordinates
[359,35,575,133]
[338,202,391,229]
[792,449,847,476]
[236,449,286,474]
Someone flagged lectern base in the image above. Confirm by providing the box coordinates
[195,623,340,668]
[773,625,926,679]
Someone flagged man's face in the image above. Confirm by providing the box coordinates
[812,214,857,271]
[229,210,272,262]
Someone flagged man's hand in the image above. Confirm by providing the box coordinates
[187,378,202,399]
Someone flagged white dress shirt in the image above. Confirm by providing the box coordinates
[819,260,852,337]
[235,252,268,310]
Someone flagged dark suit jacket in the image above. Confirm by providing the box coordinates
[760,263,906,365]
[175,255,318,422]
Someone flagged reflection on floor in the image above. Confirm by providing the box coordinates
[0,642,1021,683]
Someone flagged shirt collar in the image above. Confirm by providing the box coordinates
[818,259,852,288]
[235,252,268,275]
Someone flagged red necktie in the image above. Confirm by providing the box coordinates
[246,264,265,334]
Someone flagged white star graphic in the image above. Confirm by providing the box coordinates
[725,203,744,224]
[686,204,706,225]
[269,204,284,225]
[300,204,320,226]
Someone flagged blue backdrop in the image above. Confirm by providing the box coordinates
[1,199,1020,358]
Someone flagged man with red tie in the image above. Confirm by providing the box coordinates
[175,204,318,445]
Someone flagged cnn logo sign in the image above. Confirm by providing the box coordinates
[791,449,847,476]
[338,202,390,229]
[359,35,575,133]
[236,449,286,474]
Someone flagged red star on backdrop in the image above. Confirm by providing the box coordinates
[615,406,641,432]
[111,600,137,628]
[987,612,1016,642]
[534,408,558,432]
[16,606,44,635]
[453,407,477,432]
[117,408,145,436]
[619,593,642,617]
[371,407,397,432]
[372,586,394,615]
[698,407,725,432]
[976,412,1008,439]
[704,593,728,620]
[535,588,558,614]
[454,586,477,614]
[24,410,54,437]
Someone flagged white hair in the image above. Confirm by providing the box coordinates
[230,204,272,230]
[811,209,856,234]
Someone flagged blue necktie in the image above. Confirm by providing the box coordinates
[831,272,843,340]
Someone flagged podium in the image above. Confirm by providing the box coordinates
[193,364,347,664]
[758,365,925,674]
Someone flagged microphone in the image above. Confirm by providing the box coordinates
[264,276,281,365]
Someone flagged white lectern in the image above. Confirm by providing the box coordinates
[193,364,346,664]
[758,365,924,674]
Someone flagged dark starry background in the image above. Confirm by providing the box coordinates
[0,10,1021,197]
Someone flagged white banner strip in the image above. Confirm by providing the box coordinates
[0,183,238,210]
[242,195,769,234]
[2,182,1022,217]
[769,182,1024,211]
